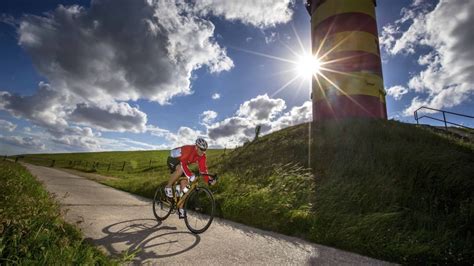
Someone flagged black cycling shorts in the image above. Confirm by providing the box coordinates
[167,156,180,174]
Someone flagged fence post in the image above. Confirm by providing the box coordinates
[414,111,418,125]
[69,160,72,166]
[149,160,152,168]
[3,155,6,161]
[442,111,448,131]
[254,125,261,141]
[15,157,19,163]
[107,163,111,172]
[122,161,126,171]
[96,162,100,169]
[51,160,55,167]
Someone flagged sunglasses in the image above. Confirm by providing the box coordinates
[198,147,207,152]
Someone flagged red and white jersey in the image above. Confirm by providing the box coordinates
[170,145,209,181]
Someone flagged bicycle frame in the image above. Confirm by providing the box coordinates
[153,172,217,233]
[172,173,216,206]
[174,177,198,206]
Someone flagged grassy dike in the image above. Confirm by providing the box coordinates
[0,161,114,264]
[18,120,474,264]
[219,120,473,264]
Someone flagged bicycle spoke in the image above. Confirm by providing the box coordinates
[153,185,173,221]
[184,187,215,234]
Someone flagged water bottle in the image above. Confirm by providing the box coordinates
[175,185,181,197]
[182,185,190,194]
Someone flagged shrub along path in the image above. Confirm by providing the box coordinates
[23,163,393,265]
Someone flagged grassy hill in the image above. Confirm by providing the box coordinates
[15,119,474,264]
[218,119,473,264]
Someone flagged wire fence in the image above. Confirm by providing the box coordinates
[4,155,168,173]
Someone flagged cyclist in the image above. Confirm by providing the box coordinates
[164,137,216,218]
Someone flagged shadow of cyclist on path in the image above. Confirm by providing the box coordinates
[86,218,201,262]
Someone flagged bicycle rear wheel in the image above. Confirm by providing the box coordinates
[184,186,215,234]
[152,185,173,221]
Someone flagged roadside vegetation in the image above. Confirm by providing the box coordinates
[0,160,114,264]
[16,120,474,264]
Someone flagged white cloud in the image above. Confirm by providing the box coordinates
[116,138,166,150]
[265,31,278,44]
[2,126,166,153]
[70,102,147,133]
[165,127,205,148]
[206,95,310,148]
[271,101,312,131]
[0,0,235,139]
[0,119,17,132]
[207,116,256,146]
[0,0,302,153]
[146,125,171,138]
[52,135,100,151]
[149,95,311,149]
[0,14,17,27]
[0,135,45,150]
[15,1,233,105]
[0,82,69,131]
[236,94,286,122]
[192,0,294,28]
[381,0,474,116]
[200,110,218,125]
[387,85,409,100]
[412,0,426,7]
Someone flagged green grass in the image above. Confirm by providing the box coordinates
[15,120,474,264]
[308,120,473,264]
[19,149,227,199]
[0,160,115,264]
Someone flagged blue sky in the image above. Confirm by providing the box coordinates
[0,0,473,155]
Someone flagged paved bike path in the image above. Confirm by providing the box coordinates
[25,164,395,265]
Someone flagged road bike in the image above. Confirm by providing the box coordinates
[152,173,217,234]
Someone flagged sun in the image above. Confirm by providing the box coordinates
[296,54,322,78]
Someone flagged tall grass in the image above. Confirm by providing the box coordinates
[219,119,473,263]
[308,120,474,263]
[0,161,113,264]
[214,163,314,237]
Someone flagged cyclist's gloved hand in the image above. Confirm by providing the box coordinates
[208,176,217,186]
[189,175,196,182]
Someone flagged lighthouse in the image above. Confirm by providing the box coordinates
[306,0,387,121]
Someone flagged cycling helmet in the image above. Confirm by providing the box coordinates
[195,137,208,150]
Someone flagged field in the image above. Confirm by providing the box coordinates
[18,149,226,198]
[13,119,474,264]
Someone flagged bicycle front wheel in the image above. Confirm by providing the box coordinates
[184,186,215,234]
[152,185,173,221]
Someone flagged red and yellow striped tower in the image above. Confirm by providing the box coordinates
[307,0,387,121]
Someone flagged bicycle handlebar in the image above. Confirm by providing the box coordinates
[199,173,218,178]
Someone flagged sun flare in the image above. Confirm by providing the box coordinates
[296,55,322,78]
